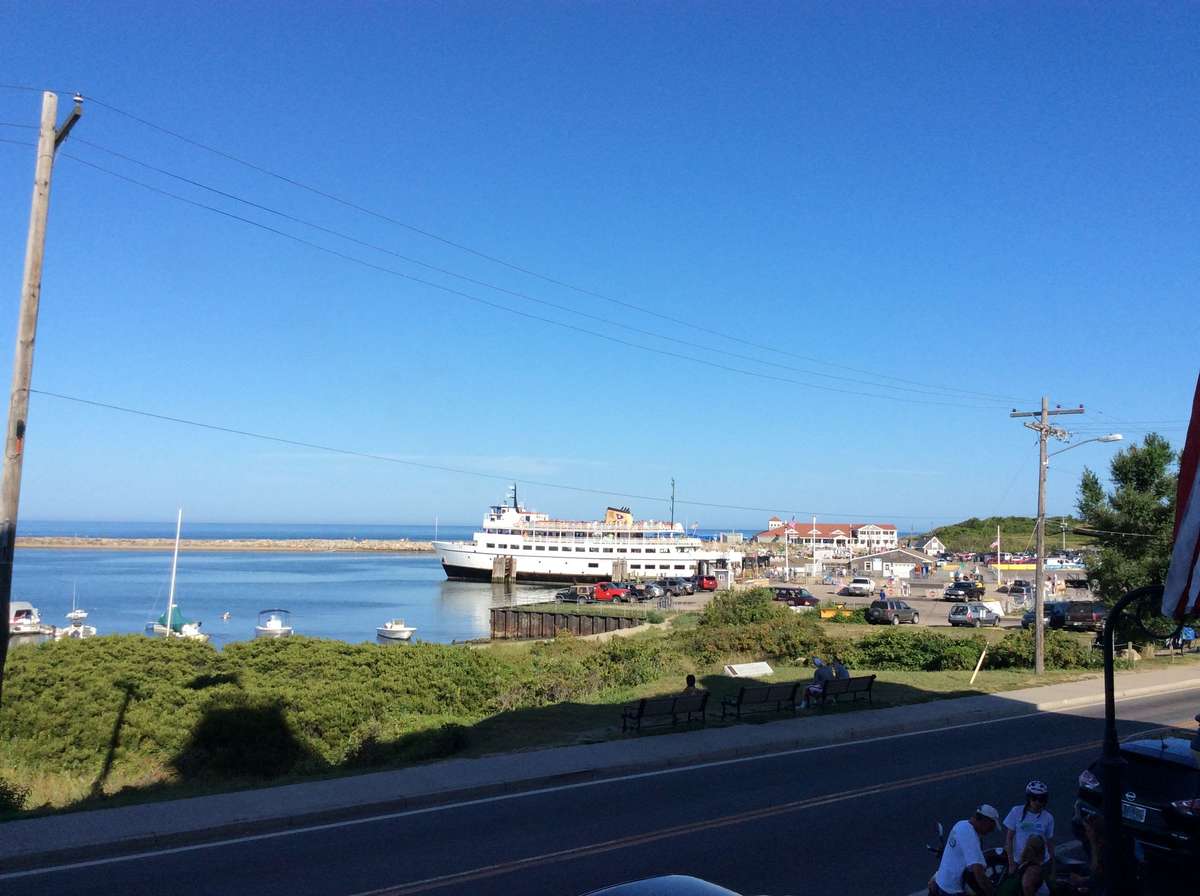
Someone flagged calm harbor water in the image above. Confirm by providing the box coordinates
[11,521,755,645]
[12,549,558,646]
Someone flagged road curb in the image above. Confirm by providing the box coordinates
[3,673,1198,874]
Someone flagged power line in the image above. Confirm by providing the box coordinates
[58,150,1004,409]
[29,388,947,520]
[6,84,1037,403]
[58,89,1031,405]
[65,135,1015,405]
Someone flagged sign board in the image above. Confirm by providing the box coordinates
[724,661,774,677]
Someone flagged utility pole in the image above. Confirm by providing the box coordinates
[0,91,81,707]
[1010,397,1083,674]
[669,478,675,528]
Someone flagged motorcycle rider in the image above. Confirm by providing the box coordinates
[930,804,1002,896]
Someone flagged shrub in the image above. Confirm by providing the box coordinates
[674,613,835,665]
[646,610,665,624]
[841,629,986,671]
[699,589,786,626]
[989,630,1101,670]
[0,778,28,813]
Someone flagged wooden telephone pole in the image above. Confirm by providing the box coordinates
[1010,397,1083,675]
[0,91,81,707]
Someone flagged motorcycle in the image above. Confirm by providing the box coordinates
[925,822,1009,894]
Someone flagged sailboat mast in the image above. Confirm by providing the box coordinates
[164,508,182,639]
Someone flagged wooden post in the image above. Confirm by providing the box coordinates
[0,91,81,706]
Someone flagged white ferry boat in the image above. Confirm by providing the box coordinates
[434,488,743,585]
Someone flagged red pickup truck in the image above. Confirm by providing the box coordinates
[593,582,630,602]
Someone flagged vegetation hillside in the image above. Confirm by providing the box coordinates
[926,516,1091,554]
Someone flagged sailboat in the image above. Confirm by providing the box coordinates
[145,509,209,642]
[56,583,97,640]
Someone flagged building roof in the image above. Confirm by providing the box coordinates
[851,547,931,564]
[753,522,897,540]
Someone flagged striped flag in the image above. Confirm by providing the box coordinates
[1164,371,1200,620]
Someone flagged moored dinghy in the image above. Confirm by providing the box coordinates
[376,618,416,642]
[255,609,294,639]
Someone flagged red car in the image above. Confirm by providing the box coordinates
[593,582,630,602]
[695,575,718,591]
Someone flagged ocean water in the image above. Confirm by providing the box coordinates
[11,549,562,646]
[10,521,755,646]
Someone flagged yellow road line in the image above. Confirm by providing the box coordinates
[357,721,1191,896]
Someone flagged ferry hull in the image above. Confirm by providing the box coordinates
[441,560,611,585]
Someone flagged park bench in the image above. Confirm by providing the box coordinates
[814,674,876,706]
[621,692,708,733]
[720,682,801,720]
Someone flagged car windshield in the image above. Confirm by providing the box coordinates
[951,606,968,614]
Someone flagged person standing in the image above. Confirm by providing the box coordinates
[1004,781,1053,882]
[930,805,1001,895]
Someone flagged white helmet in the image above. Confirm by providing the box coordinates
[1026,780,1049,798]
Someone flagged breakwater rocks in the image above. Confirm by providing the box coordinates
[15,537,436,554]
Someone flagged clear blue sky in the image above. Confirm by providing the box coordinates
[1,2,1196,531]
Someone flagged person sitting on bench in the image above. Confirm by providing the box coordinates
[803,657,835,707]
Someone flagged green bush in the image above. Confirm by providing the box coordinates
[646,610,665,624]
[841,629,986,671]
[0,777,28,813]
[988,629,1101,670]
[674,613,835,664]
[699,589,786,626]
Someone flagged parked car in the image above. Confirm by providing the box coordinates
[778,587,821,610]
[1073,717,1200,872]
[585,876,743,895]
[593,582,630,602]
[845,577,875,596]
[948,603,1001,627]
[638,582,666,600]
[695,574,718,592]
[1064,601,1108,632]
[943,582,977,601]
[866,599,919,625]
[555,584,594,603]
[1021,601,1068,630]
[615,582,646,600]
[657,578,693,597]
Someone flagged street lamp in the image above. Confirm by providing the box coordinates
[1031,433,1123,675]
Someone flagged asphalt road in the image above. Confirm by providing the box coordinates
[4,692,1195,896]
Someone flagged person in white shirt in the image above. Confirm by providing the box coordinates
[1004,781,1054,881]
[929,804,1001,896]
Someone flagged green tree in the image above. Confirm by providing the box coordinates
[1076,433,1177,602]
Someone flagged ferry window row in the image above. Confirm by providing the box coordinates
[629,564,689,570]
[485,543,674,554]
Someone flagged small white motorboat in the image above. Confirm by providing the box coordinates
[377,619,416,641]
[255,609,294,639]
[9,601,53,635]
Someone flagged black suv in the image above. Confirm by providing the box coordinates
[1021,601,1068,630]
[866,599,919,625]
[1073,717,1200,871]
[943,582,979,601]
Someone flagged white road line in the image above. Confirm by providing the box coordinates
[0,689,1187,881]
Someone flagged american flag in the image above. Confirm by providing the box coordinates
[1164,372,1200,620]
